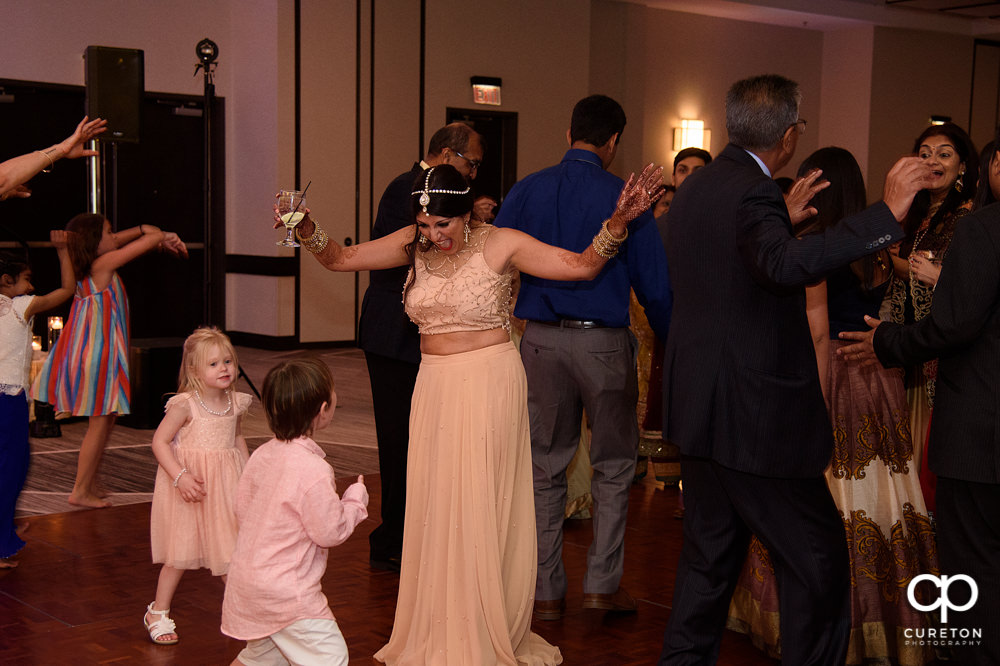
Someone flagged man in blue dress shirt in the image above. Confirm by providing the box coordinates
[494,95,672,619]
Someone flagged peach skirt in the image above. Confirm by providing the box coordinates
[375,342,561,665]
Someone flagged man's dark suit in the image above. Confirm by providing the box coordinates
[358,163,422,566]
[659,144,903,664]
[874,206,1000,666]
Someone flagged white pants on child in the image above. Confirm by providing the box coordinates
[237,618,348,666]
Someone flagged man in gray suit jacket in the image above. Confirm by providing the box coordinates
[841,148,1000,663]
[658,74,930,664]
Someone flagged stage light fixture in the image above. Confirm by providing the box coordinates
[196,38,219,66]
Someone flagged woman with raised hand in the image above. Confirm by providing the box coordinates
[279,162,661,665]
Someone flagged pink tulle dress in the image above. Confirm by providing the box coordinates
[150,391,252,576]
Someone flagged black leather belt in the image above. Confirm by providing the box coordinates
[536,319,606,329]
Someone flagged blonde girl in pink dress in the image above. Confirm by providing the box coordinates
[143,327,252,645]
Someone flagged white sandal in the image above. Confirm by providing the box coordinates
[144,602,178,645]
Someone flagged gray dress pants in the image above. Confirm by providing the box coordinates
[520,321,638,601]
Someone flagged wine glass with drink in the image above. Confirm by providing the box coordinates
[276,189,306,247]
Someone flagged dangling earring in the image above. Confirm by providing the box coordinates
[955,173,964,193]
[419,234,430,248]
[463,222,470,243]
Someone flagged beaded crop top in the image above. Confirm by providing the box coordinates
[404,224,513,335]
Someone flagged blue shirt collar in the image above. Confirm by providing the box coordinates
[744,149,771,177]
[561,148,604,168]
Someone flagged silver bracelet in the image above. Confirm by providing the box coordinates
[172,467,188,487]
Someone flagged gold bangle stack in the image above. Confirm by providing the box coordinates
[296,220,330,254]
[591,219,628,258]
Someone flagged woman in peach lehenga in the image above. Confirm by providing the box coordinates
[288,163,661,665]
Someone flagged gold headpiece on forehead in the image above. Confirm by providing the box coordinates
[411,167,471,213]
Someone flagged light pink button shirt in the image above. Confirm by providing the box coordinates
[221,436,368,640]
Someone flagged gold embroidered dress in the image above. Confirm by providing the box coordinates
[728,265,939,665]
[885,199,972,473]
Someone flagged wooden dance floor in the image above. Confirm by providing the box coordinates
[1,346,774,665]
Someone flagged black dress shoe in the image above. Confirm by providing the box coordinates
[369,555,401,573]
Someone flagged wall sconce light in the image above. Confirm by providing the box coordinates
[471,76,502,106]
[929,115,951,125]
[673,119,710,151]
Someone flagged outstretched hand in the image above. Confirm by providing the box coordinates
[784,168,830,225]
[160,232,189,259]
[58,117,107,159]
[836,315,883,367]
[613,163,664,224]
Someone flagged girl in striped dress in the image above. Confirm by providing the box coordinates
[31,214,186,508]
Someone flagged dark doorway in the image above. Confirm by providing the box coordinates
[446,107,518,205]
[0,79,221,341]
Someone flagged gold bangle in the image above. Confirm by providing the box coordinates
[591,219,627,258]
[297,220,330,254]
[294,218,317,242]
[36,149,56,174]
[602,218,628,243]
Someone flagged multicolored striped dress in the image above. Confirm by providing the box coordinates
[30,273,130,416]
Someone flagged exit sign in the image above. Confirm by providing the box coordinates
[471,76,502,106]
[473,84,501,106]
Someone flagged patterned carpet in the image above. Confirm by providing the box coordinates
[17,346,380,517]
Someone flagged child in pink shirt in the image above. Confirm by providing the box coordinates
[222,358,368,666]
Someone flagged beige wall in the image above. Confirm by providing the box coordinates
[227,0,290,337]
[868,26,974,202]
[595,3,824,180]
[424,0,591,179]
[818,26,874,183]
[298,0,361,343]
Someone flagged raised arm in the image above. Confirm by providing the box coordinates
[740,156,931,288]
[0,117,107,199]
[279,210,412,272]
[300,473,369,548]
[89,224,164,279]
[24,230,76,318]
[491,164,663,281]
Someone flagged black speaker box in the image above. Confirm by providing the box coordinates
[85,46,144,143]
[118,337,183,430]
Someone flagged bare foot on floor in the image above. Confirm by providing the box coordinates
[0,558,18,569]
[15,521,30,536]
[68,492,112,509]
